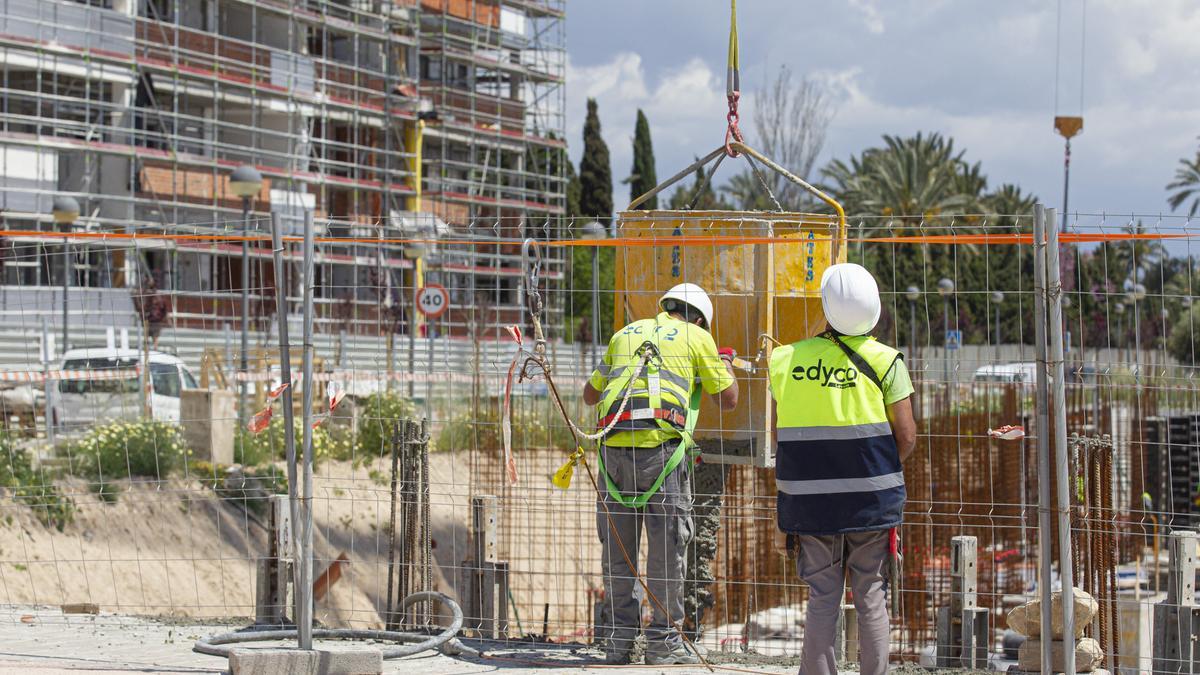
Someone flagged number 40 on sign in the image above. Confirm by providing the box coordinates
[415,284,449,319]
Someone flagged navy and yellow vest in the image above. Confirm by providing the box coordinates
[767,335,906,535]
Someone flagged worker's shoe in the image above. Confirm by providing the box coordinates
[644,643,701,666]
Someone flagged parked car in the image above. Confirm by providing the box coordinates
[973,362,1038,384]
[47,347,198,430]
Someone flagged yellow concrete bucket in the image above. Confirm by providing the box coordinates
[615,143,847,467]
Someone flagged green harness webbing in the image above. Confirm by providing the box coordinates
[596,337,703,510]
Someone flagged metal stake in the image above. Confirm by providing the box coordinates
[298,209,315,649]
[1032,204,1054,675]
[1046,207,1077,673]
[269,212,300,631]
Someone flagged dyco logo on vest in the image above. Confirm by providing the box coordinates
[790,359,859,389]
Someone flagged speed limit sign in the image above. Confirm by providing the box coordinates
[415,284,449,319]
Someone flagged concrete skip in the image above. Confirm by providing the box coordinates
[229,647,383,675]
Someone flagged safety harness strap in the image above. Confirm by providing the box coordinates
[597,383,702,510]
[597,406,687,430]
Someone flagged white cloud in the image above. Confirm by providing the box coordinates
[567,53,726,207]
[564,1,1200,216]
[846,0,885,34]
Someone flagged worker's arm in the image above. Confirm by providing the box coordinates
[713,357,739,410]
[886,396,917,463]
[582,381,601,406]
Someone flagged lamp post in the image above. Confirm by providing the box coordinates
[992,290,1005,365]
[905,285,920,377]
[1114,302,1126,366]
[937,277,955,393]
[580,221,607,370]
[230,165,263,427]
[52,196,80,352]
[1126,282,1146,377]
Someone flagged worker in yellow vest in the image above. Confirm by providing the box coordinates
[767,263,917,675]
[583,282,739,665]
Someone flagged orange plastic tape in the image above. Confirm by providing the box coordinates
[0,229,1191,247]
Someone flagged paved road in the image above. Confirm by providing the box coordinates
[0,606,802,675]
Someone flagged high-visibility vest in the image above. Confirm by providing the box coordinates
[767,334,906,534]
[595,313,703,509]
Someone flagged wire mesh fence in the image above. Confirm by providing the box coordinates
[0,209,1197,671]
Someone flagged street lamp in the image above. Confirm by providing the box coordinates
[52,196,80,352]
[904,285,920,375]
[937,278,955,391]
[1114,301,1126,366]
[1126,282,1146,375]
[229,165,263,427]
[991,291,1005,364]
[580,221,607,370]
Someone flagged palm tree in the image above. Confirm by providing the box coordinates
[821,132,984,221]
[720,171,778,211]
[1167,143,1200,217]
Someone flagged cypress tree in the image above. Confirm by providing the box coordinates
[579,98,613,220]
[630,109,658,209]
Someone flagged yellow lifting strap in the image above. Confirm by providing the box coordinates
[727,0,740,97]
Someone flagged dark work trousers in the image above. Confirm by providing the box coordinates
[596,443,693,658]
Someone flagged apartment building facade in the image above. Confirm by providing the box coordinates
[0,0,565,344]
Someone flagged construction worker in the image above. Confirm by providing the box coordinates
[767,263,917,675]
[583,282,739,665]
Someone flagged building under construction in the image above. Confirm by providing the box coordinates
[0,0,565,344]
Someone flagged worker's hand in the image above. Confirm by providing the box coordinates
[717,347,736,362]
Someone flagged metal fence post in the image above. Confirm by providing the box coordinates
[269,212,301,632]
[1045,207,1077,673]
[1032,204,1055,675]
[298,209,316,649]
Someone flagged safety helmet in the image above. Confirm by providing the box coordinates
[820,263,881,336]
[659,283,714,329]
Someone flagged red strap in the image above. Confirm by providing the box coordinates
[598,408,687,430]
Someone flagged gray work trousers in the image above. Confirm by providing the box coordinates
[596,444,692,657]
[796,530,891,675]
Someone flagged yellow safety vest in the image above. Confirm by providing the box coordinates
[768,334,906,534]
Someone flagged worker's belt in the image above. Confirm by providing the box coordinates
[599,398,688,432]
[597,406,687,430]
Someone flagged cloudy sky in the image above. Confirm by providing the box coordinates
[563,0,1200,218]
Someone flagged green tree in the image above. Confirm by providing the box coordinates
[668,164,732,211]
[629,109,658,210]
[571,100,615,339]
[1167,141,1200,217]
[821,133,1038,346]
[579,98,613,220]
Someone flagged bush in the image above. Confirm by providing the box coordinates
[354,392,415,462]
[70,420,187,500]
[234,415,351,468]
[436,401,574,453]
[0,437,74,531]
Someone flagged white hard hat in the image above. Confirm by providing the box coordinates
[659,283,714,328]
[820,263,881,336]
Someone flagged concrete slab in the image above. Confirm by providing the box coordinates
[230,647,383,675]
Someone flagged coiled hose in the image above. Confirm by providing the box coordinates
[193,591,475,660]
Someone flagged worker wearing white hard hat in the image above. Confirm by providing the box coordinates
[766,263,917,675]
[582,282,738,665]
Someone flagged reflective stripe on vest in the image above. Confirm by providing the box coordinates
[768,335,906,535]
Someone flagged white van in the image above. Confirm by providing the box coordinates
[48,347,198,430]
[972,362,1038,384]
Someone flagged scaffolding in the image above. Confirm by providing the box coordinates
[0,0,566,346]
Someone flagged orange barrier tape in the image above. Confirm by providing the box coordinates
[0,367,141,383]
[0,229,1193,248]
